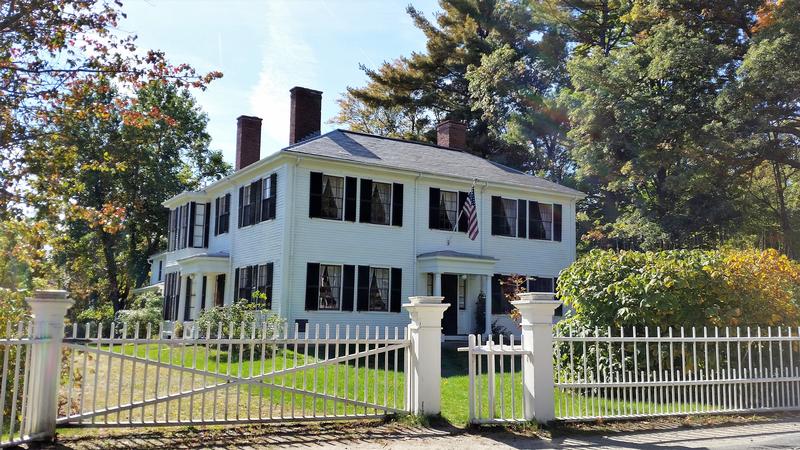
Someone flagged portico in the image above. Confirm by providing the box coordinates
[417,250,497,337]
[173,252,230,321]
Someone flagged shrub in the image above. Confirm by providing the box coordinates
[75,301,115,328]
[558,248,800,329]
[115,291,163,335]
[195,296,285,360]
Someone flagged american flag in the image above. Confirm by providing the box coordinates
[462,186,479,240]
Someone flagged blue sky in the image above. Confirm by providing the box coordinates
[121,0,441,165]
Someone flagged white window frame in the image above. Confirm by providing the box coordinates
[367,179,393,226]
[320,174,345,221]
[192,202,206,248]
[318,263,343,311]
[528,201,554,241]
[434,189,459,231]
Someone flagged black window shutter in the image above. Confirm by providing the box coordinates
[517,199,527,239]
[390,268,402,312]
[203,202,211,247]
[429,188,440,229]
[342,265,355,311]
[309,172,323,218]
[238,187,244,228]
[224,193,231,233]
[266,262,274,308]
[305,263,320,311]
[200,275,207,311]
[457,191,468,232]
[356,265,370,311]
[188,202,196,247]
[233,268,240,302]
[491,196,502,236]
[359,179,373,223]
[344,176,358,222]
[392,183,403,227]
[183,277,192,321]
[214,197,220,236]
[554,204,563,242]
[491,274,503,314]
[251,179,262,224]
[269,173,278,219]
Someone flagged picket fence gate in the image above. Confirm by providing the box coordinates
[0,292,449,448]
[58,322,409,426]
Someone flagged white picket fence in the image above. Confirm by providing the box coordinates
[459,334,528,424]
[58,322,409,426]
[553,325,800,421]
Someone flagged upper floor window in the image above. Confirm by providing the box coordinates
[320,175,344,220]
[214,193,231,235]
[429,188,467,232]
[238,172,278,229]
[529,202,553,240]
[234,263,273,308]
[491,196,563,242]
[311,172,403,226]
[168,201,209,251]
[370,182,391,225]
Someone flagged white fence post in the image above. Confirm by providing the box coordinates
[512,292,560,424]
[25,290,73,441]
[404,296,449,415]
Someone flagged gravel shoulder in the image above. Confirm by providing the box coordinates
[36,413,800,449]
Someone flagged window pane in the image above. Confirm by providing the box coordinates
[263,177,272,199]
[368,268,389,311]
[529,277,554,292]
[371,182,392,225]
[320,175,344,220]
[502,198,517,236]
[458,277,466,310]
[193,203,205,246]
[439,190,458,229]
[319,264,341,310]
[538,203,553,240]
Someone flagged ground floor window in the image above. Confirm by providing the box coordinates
[458,277,466,310]
[368,267,390,311]
[319,264,342,310]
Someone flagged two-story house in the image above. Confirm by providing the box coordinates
[151,86,584,336]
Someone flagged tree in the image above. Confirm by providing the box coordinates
[1,0,221,217]
[328,89,430,140]
[339,0,544,167]
[28,79,230,312]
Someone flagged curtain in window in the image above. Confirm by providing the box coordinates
[502,198,517,236]
[321,176,344,219]
[319,265,341,309]
[538,204,553,240]
[368,268,389,311]
[371,182,391,225]
[439,191,457,229]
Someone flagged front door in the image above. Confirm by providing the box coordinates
[442,274,458,335]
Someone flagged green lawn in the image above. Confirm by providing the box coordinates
[60,342,705,427]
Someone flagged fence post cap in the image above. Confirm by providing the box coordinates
[407,296,445,305]
[26,290,74,317]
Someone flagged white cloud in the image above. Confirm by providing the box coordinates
[249,1,318,153]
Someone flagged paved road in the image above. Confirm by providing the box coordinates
[45,416,800,449]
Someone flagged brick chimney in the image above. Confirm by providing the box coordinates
[235,115,262,170]
[436,120,467,150]
[289,86,323,145]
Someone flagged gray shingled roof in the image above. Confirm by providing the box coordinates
[282,130,584,197]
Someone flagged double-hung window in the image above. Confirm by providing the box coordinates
[320,175,344,220]
[241,185,252,226]
[368,267,390,312]
[318,264,342,310]
[491,196,518,237]
[191,203,206,247]
[215,194,230,235]
[430,189,458,230]
[529,202,553,240]
[458,276,466,310]
[370,182,392,225]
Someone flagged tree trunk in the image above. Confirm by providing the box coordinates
[100,230,124,312]
[772,162,794,257]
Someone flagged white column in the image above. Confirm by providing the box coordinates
[512,292,560,423]
[176,274,187,322]
[483,275,492,339]
[404,296,449,415]
[432,272,442,296]
[25,290,73,441]
[191,274,204,320]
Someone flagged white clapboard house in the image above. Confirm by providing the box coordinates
[147,87,584,336]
